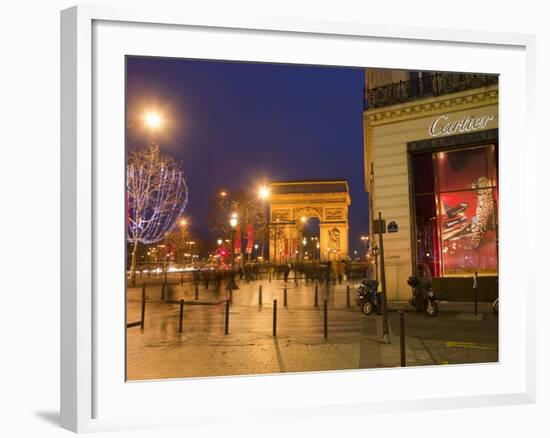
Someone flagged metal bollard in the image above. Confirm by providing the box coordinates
[229,288,233,305]
[314,284,318,307]
[180,272,183,286]
[323,299,328,338]
[473,272,478,316]
[224,299,230,335]
[178,299,184,333]
[284,286,287,307]
[346,285,351,308]
[195,283,199,301]
[259,285,263,305]
[140,284,146,329]
[273,299,277,336]
[399,310,406,367]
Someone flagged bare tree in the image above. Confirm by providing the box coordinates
[127,143,188,284]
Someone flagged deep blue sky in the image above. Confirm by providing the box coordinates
[126,57,368,255]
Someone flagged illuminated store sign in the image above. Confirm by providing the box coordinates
[429,114,494,137]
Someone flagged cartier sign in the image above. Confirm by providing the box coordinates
[429,114,494,137]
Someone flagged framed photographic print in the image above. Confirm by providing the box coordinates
[61,5,536,433]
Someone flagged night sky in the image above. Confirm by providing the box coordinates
[126,56,369,255]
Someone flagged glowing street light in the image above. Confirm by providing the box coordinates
[179,218,188,227]
[217,239,223,246]
[144,111,162,129]
[258,185,270,200]
[360,235,369,259]
[229,212,238,229]
[220,191,227,198]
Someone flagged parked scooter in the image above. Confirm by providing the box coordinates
[407,275,438,317]
[356,279,382,315]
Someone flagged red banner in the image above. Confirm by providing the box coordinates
[234,226,242,255]
[245,224,254,254]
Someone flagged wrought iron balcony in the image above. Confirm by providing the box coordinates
[364,72,498,110]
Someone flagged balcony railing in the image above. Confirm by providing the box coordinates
[364,72,498,110]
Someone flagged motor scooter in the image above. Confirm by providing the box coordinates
[356,279,382,315]
[407,275,438,317]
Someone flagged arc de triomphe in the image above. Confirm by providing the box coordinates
[268,180,351,262]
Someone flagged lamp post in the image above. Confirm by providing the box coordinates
[273,218,280,264]
[227,213,239,291]
[258,185,270,261]
[178,218,188,265]
[128,110,165,285]
[230,213,238,267]
[361,235,369,260]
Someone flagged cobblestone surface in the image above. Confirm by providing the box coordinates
[126,278,498,380]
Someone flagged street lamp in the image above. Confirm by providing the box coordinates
[258,185,270,261]
[229,213,238,267]
[144,111,162,129]
[258,185,270,200]
[227,212,240,290]
[229,213,238,229]
[361,235,370,259]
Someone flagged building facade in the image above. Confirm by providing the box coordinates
[364,70,499,301]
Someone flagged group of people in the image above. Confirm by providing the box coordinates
[184,260,375,290]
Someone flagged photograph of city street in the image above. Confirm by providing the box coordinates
[126,56,499,380]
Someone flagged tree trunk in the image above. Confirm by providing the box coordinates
[130,238,139,287]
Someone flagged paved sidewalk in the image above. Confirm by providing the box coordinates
[126,279,498,380]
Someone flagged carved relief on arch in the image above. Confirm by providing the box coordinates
[294,206,322,220]
[272,209,291,221]
[324,208,344,220]
[328,228,341,251]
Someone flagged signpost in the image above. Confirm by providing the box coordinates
[375,212,390,344]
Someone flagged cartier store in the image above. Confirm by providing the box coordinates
[363,70,499,301]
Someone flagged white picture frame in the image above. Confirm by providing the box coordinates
[60,5,536,433]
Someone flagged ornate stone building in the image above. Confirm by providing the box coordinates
[268,180,351,262]
[364,69,499,301]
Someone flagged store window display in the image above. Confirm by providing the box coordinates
[412,144,498,277]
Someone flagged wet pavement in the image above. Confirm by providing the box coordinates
[126,278,498,380]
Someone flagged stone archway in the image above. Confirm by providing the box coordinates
[268,180,351,262]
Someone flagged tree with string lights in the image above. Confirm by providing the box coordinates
[127,142,188,285]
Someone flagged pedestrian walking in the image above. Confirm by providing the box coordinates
[283,263,291,282]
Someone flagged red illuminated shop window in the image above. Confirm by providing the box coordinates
[411,144,498,277]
